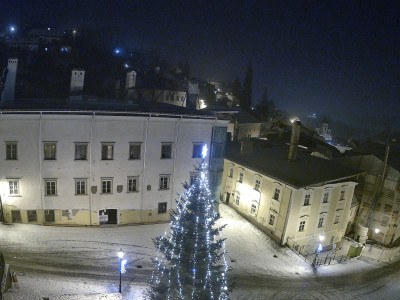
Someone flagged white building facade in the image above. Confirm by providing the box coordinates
[0,111,227,226]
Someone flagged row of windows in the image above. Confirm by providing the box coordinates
[3,142,206,161]
[298,214,342,232]
[231,167,348,204]
[7,175,170,196]
[11,203,169,223]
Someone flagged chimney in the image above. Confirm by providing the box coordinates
[70,69,85,100]
[125,70,137,90]
[187,81,198,109]
[241,138,253,154]
[1,58,18,105]
[288,121,301,161]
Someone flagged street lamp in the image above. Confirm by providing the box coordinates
[374,228,380,241]
[118,249,124,293]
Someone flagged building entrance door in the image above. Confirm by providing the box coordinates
[99,209,118,224]
[225,192,230,204]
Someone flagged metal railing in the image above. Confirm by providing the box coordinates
[287,237,350,267]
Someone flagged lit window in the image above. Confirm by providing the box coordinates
[334,214,340,224]
[158,202,167,214]
[159,175,170,190]
[322,192,329,203]
[255,179,261,191]
[44,142,57,160]
[250,203,257,216]
[44,180,57,195]
[6,142,17,160]
[101,143,114,160]
[339,190,345,201]
[75,143,87,160]
[318,216,324,228]
[101,178,113,194]
[129,143,141,160]
[238,172,243,183]
[269,214,276,226]
[192,143,204,158]
[235,195,240,206]
[229,168,233,178]
[127,177,138,192]
[273,188,280,201]
[304,194,311,206]
[161,143,172,159]
[299,220,306,232]
[9,180,19,195]
[75,179,87,195]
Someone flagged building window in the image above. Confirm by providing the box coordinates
[27,210,37,222]
[44,210,55,222]
[235,195,240,206]
[129,143,141,160]
[11,210,22,223]
[250,203,257,216]
[254,179,261,191]
[6,142,17,160]
[238,172,243,183]
[9,180,19,195]
[339,190,345,201]
[304,194,311,206]
[273,188,281,201]
[44,180,57,196]
[210,172,221,186]
[192,143,204,158]
[334,214,340,224]
[158,202,167,214]
[229,168,233,178]
[159,175,170,190]
[161,143,172,159]
[269,214,276,226]
[127,177,138,192]
[101,178,113,194]
[44,142,57,160]
[101,143,114,160]
[75,179,87,195]
[318,216,324,228]
[75,143,87,160]
[299,220,306,232]
[190,173,198,186]
[322,192,329,203]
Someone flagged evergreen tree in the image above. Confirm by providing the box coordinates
[241,64,253,111]
[149,145,230,300]
[231,77,242,106]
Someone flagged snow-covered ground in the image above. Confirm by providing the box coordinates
[1,204,400,299]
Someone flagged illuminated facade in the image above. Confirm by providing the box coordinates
[0,110,227,226]
[221,141,361,252]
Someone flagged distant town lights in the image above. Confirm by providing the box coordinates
[115,49,121,54]
[9,26,16,33]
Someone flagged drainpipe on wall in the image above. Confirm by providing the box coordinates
[39,112,44,224]
[88,112,94,225]
[280,185,294,245]
[170,116,182,210]
[140,115,150,223]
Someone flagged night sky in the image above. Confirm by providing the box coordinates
[2,1,399,134]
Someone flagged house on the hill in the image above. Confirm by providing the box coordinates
[334,141,400,246]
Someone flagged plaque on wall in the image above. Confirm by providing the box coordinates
[91,186,97,194]
[117,185,123,193]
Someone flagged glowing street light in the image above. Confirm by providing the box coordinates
[9,26,16,33]
[114,48,120,55]
[117,248,125,293]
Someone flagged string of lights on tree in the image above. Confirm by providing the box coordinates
[149,144,230,299]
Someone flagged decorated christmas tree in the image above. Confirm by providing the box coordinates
[149,145,230,300]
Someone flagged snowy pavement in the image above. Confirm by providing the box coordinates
[1,204,400,299]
